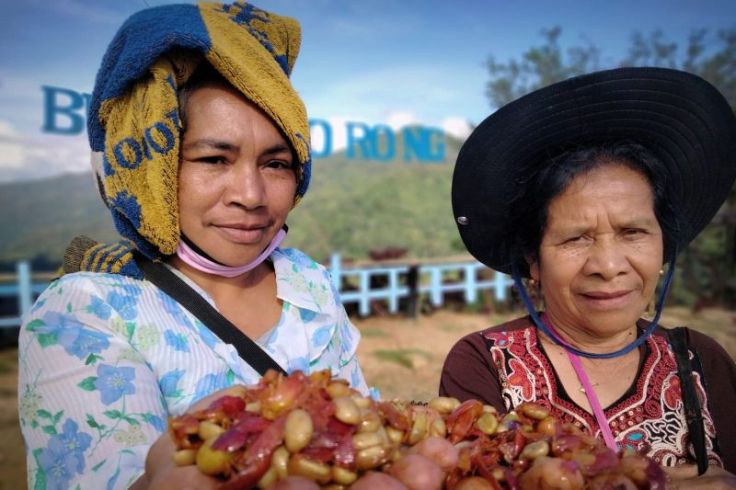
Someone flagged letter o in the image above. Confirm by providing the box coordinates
[113,138,143,169]
[144,122,175,155]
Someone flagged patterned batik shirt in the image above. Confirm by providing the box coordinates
[17,247,368,490]
[484,326,722,468]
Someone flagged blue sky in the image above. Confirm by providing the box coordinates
[0,0,734,182]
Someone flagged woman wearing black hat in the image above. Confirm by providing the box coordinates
[440,67,736,487]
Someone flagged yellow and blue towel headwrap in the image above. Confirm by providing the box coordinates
[64,1,311,278]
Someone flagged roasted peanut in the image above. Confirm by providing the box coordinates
[173,449,196,466]
[429,416,447,438]
[271,446,290,480]
[520,440,550,460]
[351,395,372,409]
[428,396,461,414]
[331,466,358,485]
[333,396,361,425]
[195,438,231,476]
[355,445,389,470]
[536,416,558,436]
[358,409,382,433]
[518,402,550,420]
[385,426,405,445]
[326,380,352,400]
[496,412,519,432]
[352,431,383,450]
[407,410,428,444]
[476,412,499,435]
[198,420,225,441]
[245,400,261,413]
[257,466,277,488]
[288,455,332,484]
[285,409,314,453]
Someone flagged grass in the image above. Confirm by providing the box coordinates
[372,348,432,369]
[359,327,389,338]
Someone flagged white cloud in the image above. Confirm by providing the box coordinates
[385,111,419,131]
[441,117,473,140]
[0,119,89,182]
[0,121,24,168]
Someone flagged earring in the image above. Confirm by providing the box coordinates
[659,269,664,277]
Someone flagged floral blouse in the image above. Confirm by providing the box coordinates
[18,247,368,490]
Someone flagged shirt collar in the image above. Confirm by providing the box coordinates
[272,248,328,314]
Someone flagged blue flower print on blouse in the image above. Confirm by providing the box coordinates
[157,290,193,330]
[106,290,138,321]
[280,248,318,270]
[310,324,332,348]
[299,309,317,323]
[196,320,219,348]
[288,356,309,373]
[37,419,92,490]
[87,295,112,320]
[39,312,111,360]
[160,369,185,398]
[141,413,166,432]
[94,364,135,405]
[164,330,190,352]
[193,371,231,403]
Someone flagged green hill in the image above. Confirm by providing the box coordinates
[0,135,466,265]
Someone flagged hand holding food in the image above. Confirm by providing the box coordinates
[168,370,666,489]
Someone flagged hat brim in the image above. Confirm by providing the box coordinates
[452,67,736,274]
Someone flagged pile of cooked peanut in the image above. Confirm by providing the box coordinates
[169,369,664,489]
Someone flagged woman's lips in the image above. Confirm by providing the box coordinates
[215,224,269,244]
[578,290,634,310]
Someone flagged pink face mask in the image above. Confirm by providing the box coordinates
[175,227,287,278]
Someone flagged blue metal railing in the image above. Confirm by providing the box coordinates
[0,255,514,328]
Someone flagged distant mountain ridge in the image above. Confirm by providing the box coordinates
[0,136,466,264]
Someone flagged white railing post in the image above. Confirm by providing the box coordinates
[388,269,399,314]
[464,264,477,304]
[329,253,342,293]
[493,270,508,302]
[17,260,32,320]
[429,267,443,307]
[359,270,370,316]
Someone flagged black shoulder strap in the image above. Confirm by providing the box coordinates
[667,326,708,475]
[137,256,286,377]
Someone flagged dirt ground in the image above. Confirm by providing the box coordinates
[1,306,734,488]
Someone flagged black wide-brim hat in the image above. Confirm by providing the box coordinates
[452,67,736,275]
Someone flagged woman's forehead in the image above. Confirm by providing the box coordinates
[546,166,657,223]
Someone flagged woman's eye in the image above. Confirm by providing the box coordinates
[265,160,293,170]
[197,156,227,165]
[624,228,645,237]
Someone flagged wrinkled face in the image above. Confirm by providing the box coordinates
[529,164,664,337]
[178,83,296,266]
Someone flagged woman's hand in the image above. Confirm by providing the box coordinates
[130,386,248,490]
[663,464,736,489]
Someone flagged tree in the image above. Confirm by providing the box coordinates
[485,26,736,307]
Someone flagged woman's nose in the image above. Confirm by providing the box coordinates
[583,238,630,279]
[224,162,266,209]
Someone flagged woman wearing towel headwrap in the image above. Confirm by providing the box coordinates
[17,3,368,488]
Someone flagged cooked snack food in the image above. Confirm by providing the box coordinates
[169,370,665,489]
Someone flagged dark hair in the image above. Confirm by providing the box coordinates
[177,61,231,131]
[508,141,681,276]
